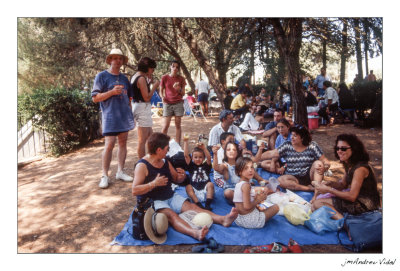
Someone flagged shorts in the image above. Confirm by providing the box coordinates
[153,193,188,214]
[332,196,379,215]
[103,130,128,136]
[197,93,209,103]
[132,102,153,127]
[293,167,312,186]
[235,208,266,229]
[193,186,207,203]
[163,101,184,117]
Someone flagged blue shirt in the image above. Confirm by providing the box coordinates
[314,74,330,89]
[91,70,134,134]
[275,132,292,149]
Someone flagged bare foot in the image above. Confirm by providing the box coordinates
[194,226,209,241]
[222,207,239,227]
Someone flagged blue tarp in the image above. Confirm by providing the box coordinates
[112,169,352,247]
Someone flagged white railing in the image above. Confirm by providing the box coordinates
[17,118,47,163]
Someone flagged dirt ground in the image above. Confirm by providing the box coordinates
[17,114,382,253]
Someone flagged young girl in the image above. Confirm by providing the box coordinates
[183,135,214,210]
[213,142,267,204]
[260,118,292,174]
[233,157,279,229]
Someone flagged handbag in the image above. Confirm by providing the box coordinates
[131,197,153,240]
[338,210,382,252]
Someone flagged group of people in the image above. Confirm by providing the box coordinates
[91,49,190,189]
[92,49,380,242]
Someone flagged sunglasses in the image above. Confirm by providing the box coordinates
[335,146,351,152]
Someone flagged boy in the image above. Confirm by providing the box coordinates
[183,135,214,210]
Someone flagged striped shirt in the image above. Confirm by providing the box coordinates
[277,141,323,177]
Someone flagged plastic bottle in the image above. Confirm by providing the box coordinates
[266,177,280,191]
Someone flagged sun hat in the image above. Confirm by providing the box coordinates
[106,48,128,65]
[143,207,168,244]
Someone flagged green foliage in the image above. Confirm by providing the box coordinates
[18,88,101,156]
[351,80,382,126]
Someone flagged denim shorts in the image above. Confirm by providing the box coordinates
[153,193,188,214]
[197,93,209,103]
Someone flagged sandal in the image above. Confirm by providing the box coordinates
[244,242,289,253]
[192,237,225,253]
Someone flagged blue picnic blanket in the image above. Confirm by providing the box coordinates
[111,169,352,246]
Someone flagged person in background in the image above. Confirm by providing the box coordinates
[337,83,355,123]
[223,89,234,110]
[314,68,330,97]
[318,80,339,125]
[160,60,186,145]
[230,86,249,118]
[195,79,211,117]
[367,70,377,82]
[91,49,134,188]
[208,109,246,150]
[131,57,159,159]
[262,108,284,150]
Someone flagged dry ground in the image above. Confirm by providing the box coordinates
[17,115,382,253]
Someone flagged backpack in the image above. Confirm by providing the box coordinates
[131,197,153,240]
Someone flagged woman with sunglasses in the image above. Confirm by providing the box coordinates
[311,134,380,219]
[260,125,330,191]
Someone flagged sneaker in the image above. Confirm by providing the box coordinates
[99,176,109,189]
[116,170,133,182]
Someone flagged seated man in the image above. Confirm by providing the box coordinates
[262,108,284,150]
[230,86,249,118]
[208,109,247,151]
[132,132,238,241]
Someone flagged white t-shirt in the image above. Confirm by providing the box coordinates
[195,80,210,95]
[208,123,244,147]
[324,87,339,105]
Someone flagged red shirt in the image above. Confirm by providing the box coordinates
[160,74,186,104]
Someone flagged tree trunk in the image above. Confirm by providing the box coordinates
[270,18,307,127]
[353,18,364,80]
[340,19,348,83]
[322,38,327,70]
[172,18,226,107]
[362,19,370,78]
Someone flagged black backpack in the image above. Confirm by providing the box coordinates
[131,197,153,240]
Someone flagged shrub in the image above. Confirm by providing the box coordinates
[18,87,101,156]
[351,80,382,127]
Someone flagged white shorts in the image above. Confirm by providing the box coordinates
[132,102,153,127]
[235,208,266,229]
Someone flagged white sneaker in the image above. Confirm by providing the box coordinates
[99,176,109,188]
[116,171,133,182]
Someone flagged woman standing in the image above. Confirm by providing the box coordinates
[260,125,330,191]
[160,60,186,145]
[131,57,159,158]
[311,134,380,219]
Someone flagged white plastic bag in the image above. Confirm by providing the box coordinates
[167,139,183,157]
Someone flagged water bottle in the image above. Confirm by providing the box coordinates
[266,177,279,191]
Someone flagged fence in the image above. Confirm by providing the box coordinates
[17,117,48,163]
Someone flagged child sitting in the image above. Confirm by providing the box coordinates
[213,132,235,188]
[233,157,279,229]
[212,142,268,204]
[183,135,214,210]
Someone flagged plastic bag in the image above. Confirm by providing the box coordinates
[283,203,310,225]
[304,206,344,234]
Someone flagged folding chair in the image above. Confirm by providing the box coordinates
[190,102,207,121]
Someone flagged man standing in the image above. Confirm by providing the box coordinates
[92,49,135,189]
[262,108,284,150]
[367,70,377,82]
[318,80,339,125]
[314,68,330,97]
[208,110,246,150]
[195,79,211,117]
[160,60,186,145]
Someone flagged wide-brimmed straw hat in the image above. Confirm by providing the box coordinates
[106,48,128,65]
[143,207,168,244]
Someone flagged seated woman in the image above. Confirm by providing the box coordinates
[311,134,380,219]
[132,132,238,241]
[260,125,331,191]
[260,118,292,174]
